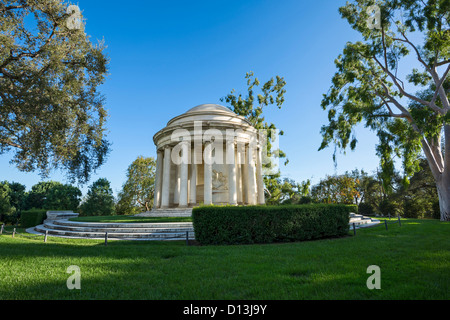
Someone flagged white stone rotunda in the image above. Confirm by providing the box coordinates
[141,104,266,216]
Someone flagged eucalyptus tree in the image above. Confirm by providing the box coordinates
[221,72,288,204]
[320,0,450,220]
[0,1,110,184]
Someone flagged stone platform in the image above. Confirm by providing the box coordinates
[45,210,79,222]
[134,208,193,217]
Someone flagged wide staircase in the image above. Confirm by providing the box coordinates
[28,210,195,241]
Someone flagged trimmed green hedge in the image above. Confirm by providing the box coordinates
[192,204,355,245]
[20,209,47,228]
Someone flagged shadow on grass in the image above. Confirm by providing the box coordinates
[0,219,448,299]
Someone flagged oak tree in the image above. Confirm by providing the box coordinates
[0,0,110,183]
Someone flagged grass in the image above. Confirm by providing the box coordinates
[70,215,192,223]
[0,218,448,300]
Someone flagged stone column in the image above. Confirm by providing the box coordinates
[227,140,237,205]
[204,142,213,205]
[235,146,243,204]
[256,147,265,205]
[189,146,197,206]
[179,142,189,208]
[161,146,171,209]
[153,149,163,209]
[246,143,257,205]
[173,165,180,205]
[240,145,248,204]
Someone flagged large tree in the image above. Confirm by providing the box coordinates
[319,0,450,220]
[116,156,156,214]
[0,0,110,183]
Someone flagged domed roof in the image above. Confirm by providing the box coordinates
[185,104,235,114]
[165,103,251,127]
[153,103,256,147]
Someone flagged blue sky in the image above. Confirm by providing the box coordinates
[1,0,384,196]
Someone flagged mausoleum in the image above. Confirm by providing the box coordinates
[151,104,266,209]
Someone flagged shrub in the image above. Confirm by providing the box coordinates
[192,204,353,245]
[1,207,20,225]
[20,209,47,228]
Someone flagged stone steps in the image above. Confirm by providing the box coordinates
[52,219,192,229]
[29,219,195,241]
[134,208,193,217]
[41,222,193,234]
[349,213,380,228]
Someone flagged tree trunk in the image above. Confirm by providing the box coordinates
[422,125,450,221]
[436,179,450,221]
[439,124,450,221]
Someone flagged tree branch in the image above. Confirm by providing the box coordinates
[0,5,28,13]
[430,135,444,174]
[0,22,58,70]
[421,137,444,181]
[436,59,450,67]
[430,64,450,108]
[377,94,409,119]
[392,31,432,74]
[0,138,22,149]
[372,55,445,115]
[430,65,450,111]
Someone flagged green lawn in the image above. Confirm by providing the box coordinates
[0,218,448,300]
[70,215,192,223]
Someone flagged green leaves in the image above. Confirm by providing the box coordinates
[24,180,81,211]
[80,178,115,216]
[0,0,110,184]
[116,156,156,214]
[221,71,288,183]
[221,71,286,129]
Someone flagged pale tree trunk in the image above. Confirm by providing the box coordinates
[437,124,450,221]
[423,124,450,221]
[436,180,450,221]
